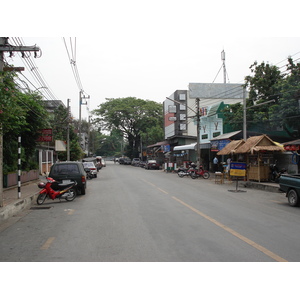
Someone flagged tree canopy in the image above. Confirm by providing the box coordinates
[93,97,163,158]
[223,58,300,138]
[1,69,49,172]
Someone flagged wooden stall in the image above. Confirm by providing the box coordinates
[234,135,285,182]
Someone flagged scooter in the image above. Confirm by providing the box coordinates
[37,177,77,205]
[177,167,192,177]
[189,165,210,179]
[269,161,286,183]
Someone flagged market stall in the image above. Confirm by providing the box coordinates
[234,135,285,182]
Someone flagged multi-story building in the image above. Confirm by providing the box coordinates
[163,83,245,169]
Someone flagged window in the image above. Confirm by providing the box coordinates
[180,124,187,130]
[179,94,186,100]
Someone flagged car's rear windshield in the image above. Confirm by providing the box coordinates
[83,162,95,167]
[52,164,80,175]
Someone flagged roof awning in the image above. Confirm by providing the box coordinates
[173,143,197,151]
[173,142,212,151]
[210,130,242,141]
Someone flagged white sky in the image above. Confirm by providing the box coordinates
[4,0,300,122]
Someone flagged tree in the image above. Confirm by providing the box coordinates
[1,69,49,172]
[93,97,163,158]
[244,61,283,132]
[269,57,300,138]
[223,58,300,138]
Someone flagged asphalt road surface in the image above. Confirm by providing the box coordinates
[0,161,299,262]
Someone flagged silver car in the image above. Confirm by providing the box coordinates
[83,162,97,178]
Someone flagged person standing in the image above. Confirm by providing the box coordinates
[213,156,219,172]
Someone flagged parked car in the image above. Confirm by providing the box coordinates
[145,160,160,170]
[119,157,131,165]
[131,158,140,166]
[83,162,97,178]
[48,161,87,195]
[139,161,146,168]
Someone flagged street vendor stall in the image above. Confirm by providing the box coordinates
[234,135,285,182]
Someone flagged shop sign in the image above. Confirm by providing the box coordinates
[230,162,246,177]
[36,128,52,142]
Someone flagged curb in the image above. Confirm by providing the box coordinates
[0,192,39,225]
[240,181,281,193]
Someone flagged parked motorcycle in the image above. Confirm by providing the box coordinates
[177,163,210,179]
[269,161,287,183]
[177,167,192,178]
[189,165,210,179]
[37,177,77,205]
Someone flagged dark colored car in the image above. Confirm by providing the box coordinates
[145,160,160,170]
[49,161,87,195]
[119,158,132,165]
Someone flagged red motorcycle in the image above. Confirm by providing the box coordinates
[189,165,210,179]
[37,177,77,205]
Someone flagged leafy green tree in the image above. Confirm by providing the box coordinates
[1,69,49,172]
[269,57,300,138]
[244,61,283,132]
[93,97,163,158]
[223,58,300,138]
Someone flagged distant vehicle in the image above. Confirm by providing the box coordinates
[49,161,87,195]
[145,160,160,170]
[102,159,106,167]
[131,158,140,166]
[83,162,97,178]
[119,157,131,165]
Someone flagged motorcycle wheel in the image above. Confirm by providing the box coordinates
[37,193,47,205]
[203,172,210,179]
[178,172,184,178]
[65,188,77,201]
[190,172,197,179]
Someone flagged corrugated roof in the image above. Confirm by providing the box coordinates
[211,130,242,141]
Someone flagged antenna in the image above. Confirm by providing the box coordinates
[221,50,226,83]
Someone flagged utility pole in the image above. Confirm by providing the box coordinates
[79,90,89,151]
[166,97,202,168]
[67,99,70,161]
[196,98,201,168]
[0,37,40,207]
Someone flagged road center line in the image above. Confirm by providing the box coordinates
[141,179,287,262]
[171,196,287,262]
[40,237,55,250]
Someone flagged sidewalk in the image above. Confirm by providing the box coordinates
[0,180,40,225]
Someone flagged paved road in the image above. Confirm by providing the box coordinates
[0,161,299,262]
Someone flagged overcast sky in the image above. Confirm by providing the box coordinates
[5,0,300,122]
